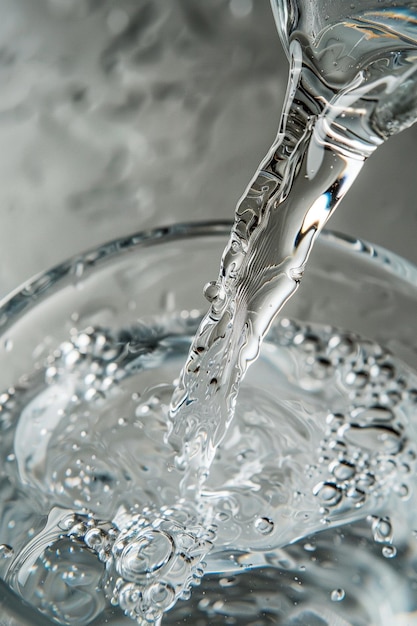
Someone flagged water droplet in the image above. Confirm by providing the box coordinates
[204,281,220,303]
[254,517,274,535]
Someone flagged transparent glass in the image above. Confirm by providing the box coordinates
[0,222,416,625]
[271,0,417,137]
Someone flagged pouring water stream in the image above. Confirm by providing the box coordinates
[169,0,417,497]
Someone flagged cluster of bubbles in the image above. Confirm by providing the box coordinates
[1,317,417,624]
[2,321,219,624]
[45,326,126,401]
[105,504,215,624]
[272,318,417,528]
[3,501,215,626]
[22,323,180,514]
[0,387,16,430]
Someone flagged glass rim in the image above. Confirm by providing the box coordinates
[1,220,416,334]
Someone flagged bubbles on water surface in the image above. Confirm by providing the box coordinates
[370,516,393,544]
[330,588,345,602]
[104,504,214,624]
[381,545,397,559]
[254,516,274,535]
[116,530,175,580]
[0,317,416,623]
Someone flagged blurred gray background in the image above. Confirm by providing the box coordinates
[0,0,416,295]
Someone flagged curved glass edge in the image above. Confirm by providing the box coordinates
[0,221,416,334]
[319,230,417,286]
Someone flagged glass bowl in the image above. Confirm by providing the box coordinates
[0,222,416,626]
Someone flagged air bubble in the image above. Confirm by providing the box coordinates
[117,530,174,581]
[328,334,355,357]
[313,482,343,507]
[84,527,105,549]
[148,581,175,610]
[254,517,274,535]
[382,545,397,559]
[58,515,76,531]
[356,472,375,489]
[331,588,345,602]
[309,356,333,379]
[219,576,237,587]
[75,332,91,354]
[371,517,393,543]
[3,317,417,621]
[199,597,211,611]
[345,370,369,388]
[293,332,322,353]
[331,460,355,481]
[397,483,409,500]
[181,588,192,601]
[343,424,402,455]
[346,487,366,508]
[350,406,394,425]
[118,582,141,612]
